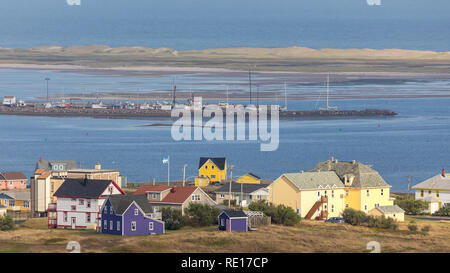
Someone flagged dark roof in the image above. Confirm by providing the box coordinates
[35,160,77,171]
[107,194,154,215]
[221,210,247,218]
[215,182,268,194]
[0,172,27,180]
[53,178,118,198]
[198,157,226,170]
[246,173,261,179]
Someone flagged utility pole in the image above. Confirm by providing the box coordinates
[45,77,50,101]
[228,165,234,208]
[183,164,187,186]
[167,156,170,186]
[249,68,252,105]
[407,176,412,195]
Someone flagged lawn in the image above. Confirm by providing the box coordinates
[0,217,448,253]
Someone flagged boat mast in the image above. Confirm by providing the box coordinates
[326,74,329,110]
[249,68,252,105]
[284,82,287,110]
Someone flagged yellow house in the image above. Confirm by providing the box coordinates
[269,171,347,219]
[195,157,227,187]
[368,205,405,222]
[0,191,30,212]
[237,173,261,184]
[311,158,394,214]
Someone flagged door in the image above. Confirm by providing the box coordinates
[71,217,76,229]
[226,219,230,232]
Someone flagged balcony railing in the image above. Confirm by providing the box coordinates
[148,212,162,220]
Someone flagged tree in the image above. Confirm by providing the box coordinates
[394,196,428,215]
[161,207,186,230]
[0,215,15,231]
[184,203,220,227]
[342,208,366,226]
[249,200,300,226]
[432,204,450,217]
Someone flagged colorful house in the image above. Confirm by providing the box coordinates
[50,178,125,229]
[218,210,248,232]
[310,158,394,213]
[100,194,165,236]
[215,182,269,207]
[236,173,261,184]
[412,169,450,214]
[195,157,227,186]
[134,185,217,215]
[0,191,31,212]
[0,172,27,190]
[269,171,346,219]
[368,205,405,222]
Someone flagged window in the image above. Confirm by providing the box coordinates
[420,190,424,197]
[103,220,107,228]
[191,195,201,201]
[131,221,136,231]
[211,175,216,179]
[317,191,321,197]
[110,206,114,214]
[23,201,29,208]
[364,205,367,212]
[381,189,384,196]
[221,219,225,226]
[71,205,76,211]
[324,204,328,211]
[331,190,335,198]
[86,213,91,223]
[59,164,64,171]
[428,190,432,194]
[117,221,120,231]
[256,195,261,200]
[220,194,225,198]
[212,166,215,170]
[3,200,6,206]
[152,193,157,199]
[108,187,113,194]
[324,191,327,196]
[79,199,84,205]
[9,181,12,186]
[345,191,349,197]
[87,200,91,208]
[154,207,159,212]
[205,166,208,170]
[64,212,68,222]
[71,198,76,202]
[436,191,440,198]
[134,209,139,216]
[345,204,349,208]
[149,222,154,231]
[110,221,113,230]
[366,190,370,197]
[331,205,334,212]
[8,200,15,206]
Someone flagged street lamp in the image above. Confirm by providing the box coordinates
[45,77,50,101]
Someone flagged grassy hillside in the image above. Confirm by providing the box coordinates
[1,216,448,253]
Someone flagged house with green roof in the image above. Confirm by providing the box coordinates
[310,157,394,214]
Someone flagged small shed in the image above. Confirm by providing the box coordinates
[368,205,405,222]
[218,210,248,232]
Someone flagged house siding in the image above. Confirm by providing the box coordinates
[122,203,164,235]
[101,199,123,235]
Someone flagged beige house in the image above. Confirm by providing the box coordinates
[134,185,217,215]
[215,182,269,207]
[368,205,405,222]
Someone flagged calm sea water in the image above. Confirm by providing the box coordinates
[1,96,450,192]
[1,0,450,51]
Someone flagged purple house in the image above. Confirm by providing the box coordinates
[101,194,165,236]
[218,210,248,232]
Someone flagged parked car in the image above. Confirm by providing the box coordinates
[325,217,345,223]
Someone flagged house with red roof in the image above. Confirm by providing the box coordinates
[0,172,27,190]
[134,185,216,215]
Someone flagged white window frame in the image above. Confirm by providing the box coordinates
[149,222,154,231]
[131,221,136,231]
[87,199,91,208]
[117,221,120,231]
[134,208,139,216]
[110,220,113,230]
[86,213,91,223]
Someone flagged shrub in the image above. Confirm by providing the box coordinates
[421,225,431,234]
[249,200,300,226]
[0,215,16,231]
[184,203,220,227]
[161,207,186,230]
[394,196,429,215]
[342,208,366,226]
[366,215,398,230]
[432,204,450,217]
[408,222,418,233]
[222,200,236,207]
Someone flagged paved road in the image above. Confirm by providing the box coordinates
[411,216,450,221]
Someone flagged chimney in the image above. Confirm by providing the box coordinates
[83,174,88,185]
[95,162,101,170]
[39,156,43,163]
[442,168,446,177]
[170,187,176,193]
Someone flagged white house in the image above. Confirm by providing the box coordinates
[412,169,450,214]
[3,96,16,106]
[51,178,124,229]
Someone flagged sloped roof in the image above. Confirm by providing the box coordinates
[54,178,120,198]
[282,171,345,190]
[0,191,30,201]
[107,194,154,215]
[0,172,27,180]
[310,159,390,188]
[240,173,261,179]
[134,185,199,204]
[376,205,405,214]
[35,160,77,171]
[412,173,450,190]
[134,185,172,195]
[215,182,268,194]
[198,157,226,170]
[221,210,247,218]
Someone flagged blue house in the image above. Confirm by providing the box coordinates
[101,194,165,236]
[218,210,248,232]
